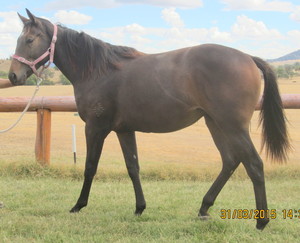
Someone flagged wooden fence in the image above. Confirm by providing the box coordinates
[0,94,300,165]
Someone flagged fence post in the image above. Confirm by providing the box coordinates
[35,109,51,165]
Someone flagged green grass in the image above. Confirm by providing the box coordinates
[0,162,300,242]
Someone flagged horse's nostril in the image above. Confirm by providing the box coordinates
[8,73,17,84]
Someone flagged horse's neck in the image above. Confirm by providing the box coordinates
[53,44,79,85]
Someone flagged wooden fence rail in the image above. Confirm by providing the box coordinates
[0,94,300,165]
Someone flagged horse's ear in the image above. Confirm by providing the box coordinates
[18,12,29,25]
[26,9,37,24]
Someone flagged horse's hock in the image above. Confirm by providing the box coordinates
[0,94,299,165]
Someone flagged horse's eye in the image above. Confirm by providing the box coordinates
[26,38,34,44]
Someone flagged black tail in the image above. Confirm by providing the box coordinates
[251,56,290,162]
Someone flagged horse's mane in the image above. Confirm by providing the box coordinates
[58,25,145,79]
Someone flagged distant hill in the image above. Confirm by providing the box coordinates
[268,50,300,63]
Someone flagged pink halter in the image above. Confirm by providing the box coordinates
[12,24,58,77]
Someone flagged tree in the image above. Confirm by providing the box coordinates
[275,66,289,78]
[283,64,295,78]
[293,62,300,71]
[0,71,8,79]
[59,74,71,85]
[272,63,300,79]
[25,71,55,85]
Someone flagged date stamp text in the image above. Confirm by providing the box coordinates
[220,209,300,219]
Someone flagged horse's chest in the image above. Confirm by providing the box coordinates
[91,102,105,118]
[74,95,108,122]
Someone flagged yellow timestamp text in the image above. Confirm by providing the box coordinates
[220,209,276,219]
[220,209,300,219]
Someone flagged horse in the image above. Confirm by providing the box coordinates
[8,9,290,230]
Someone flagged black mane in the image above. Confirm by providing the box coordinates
[58,25,144,79]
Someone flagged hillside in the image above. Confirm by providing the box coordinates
[268,49,300,63]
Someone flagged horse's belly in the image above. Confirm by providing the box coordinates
[114,107,204,133]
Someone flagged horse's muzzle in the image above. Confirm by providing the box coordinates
[8,72,26,86]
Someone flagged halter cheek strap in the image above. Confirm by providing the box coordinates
[12,24,58,77]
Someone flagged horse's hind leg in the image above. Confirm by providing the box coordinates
[200,115,269,230]
[199,116,240,219]
[117,131,146,215]
[240,142,269,230]
[226,131,269,230]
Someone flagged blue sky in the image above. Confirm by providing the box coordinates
[1,0,300,59]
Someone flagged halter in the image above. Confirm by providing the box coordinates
[12,24,58,77]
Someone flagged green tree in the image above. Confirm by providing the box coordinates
[275,66,289,78]
[293,62,300,71]
[284,64,295,78]
[59,74,71,85]
[0,71,8,78]
[25,72,54,86]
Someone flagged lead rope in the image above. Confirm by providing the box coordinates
[0,77,43,133]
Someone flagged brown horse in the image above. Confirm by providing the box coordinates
[9,9,290,230]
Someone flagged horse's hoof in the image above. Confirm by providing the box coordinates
[134,204,146,216]
[70,206,81,213]
[256,218,270,230]
[199,215,212,221]
[70,208,78,213]
[134,211,142,216]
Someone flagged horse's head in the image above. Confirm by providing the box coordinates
[9,9,54,85]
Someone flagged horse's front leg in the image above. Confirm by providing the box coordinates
[70,124,110,213]
[117,131,146,215]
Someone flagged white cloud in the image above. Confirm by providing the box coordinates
[221,0,300,25]
[290,7,300,22]
[221,0,294,12]
[161,7,185,28]
[54,10,92,25]
[0,11,22,33]
[124,23,146,35]
[231,15,282,39]
[46,0,202,10]
[0,11,23,59]
[46,0,119,10]
[88,10,294,59]
[88,8,233,54]
[287,30,300,47]
[121,0,203,8]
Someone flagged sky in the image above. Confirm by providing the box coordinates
[1,0,300,59]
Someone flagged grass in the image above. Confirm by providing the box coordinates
[0,171,300,243]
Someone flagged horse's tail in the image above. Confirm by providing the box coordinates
[251,56,290,162]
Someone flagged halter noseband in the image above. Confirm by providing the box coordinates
[12,24,58,77]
